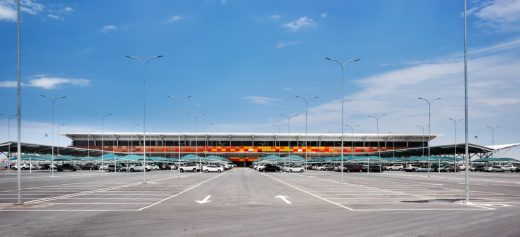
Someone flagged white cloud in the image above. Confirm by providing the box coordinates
[269,14,280,21]
[282,17,317,32]
[164,15,184,23]
[321,12,328,19]
[0,3,16,21]
[303,39,520,149]
[63,7,73,12]
[28,76,90,89]
[470,0,520,32]
[0,75,90,89]
[99,25,118,34]
[275,41,300,49]
[0,80,18,88]
[47,14,60,20]
[243,96,281,105]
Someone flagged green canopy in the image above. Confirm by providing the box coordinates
[472,157,519,162]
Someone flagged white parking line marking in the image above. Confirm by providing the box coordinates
[196,195,212,204]
[260,173,353,211]
[275,195,292,204]
[138,173,226,211]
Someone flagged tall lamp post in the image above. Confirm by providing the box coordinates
[449,118,459,171]
[325,57,360,183]
[345,124,354,179]
[188,113,205,173]
[41,95,66,177]
[295,95,318,170]
[463,0,470,203]
[167,96,191,175]
[418,97,441,173]
[280,114,297,171]
[101,113,112,172]
[368,114,384,173]
[486,125,495,158]
[126,54,164,184]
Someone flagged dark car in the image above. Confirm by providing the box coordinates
[260,164,281,172]
[107,165,123,172]
[57,164,79,172]
[363,165,384,173]
[346,164,364,172]
[81,163,98,170]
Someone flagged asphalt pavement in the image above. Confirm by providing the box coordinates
[0,169,519,237]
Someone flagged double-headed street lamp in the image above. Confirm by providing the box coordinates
[280,114,298,171]
[325,57,360,183]
[41,95,66,177]
[295,95,318,169]
[167,96,192,174]
[368,114,385,173]
[418,97,441,173]
[126,54,164,183]
[188,113,205,172]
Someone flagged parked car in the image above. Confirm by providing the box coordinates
[417,167,434,172]
[57,164,79,172]
[179,163,199,172]
[317,165,335,171]
[129,163,151,172]
[363,164,384,172]
[346,164,364,172]
[503,165,517,172]
[492,165,505,172]
[484,166,494,172]
[404,164,420,172]
[150,164,160,170]
[286,165,304,172]
[386,164,404,171]
[107,164,123,172]
[260,164,280,172]
[202,165,223,173]
[81,163,98,170]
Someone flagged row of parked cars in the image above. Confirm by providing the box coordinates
[252,164,305,172]
[177,163,234,173]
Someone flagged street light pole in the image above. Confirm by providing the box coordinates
[325,57,360,183]
[188,113,205,173]
[101,113,112,173]
[449,118,459,171]
[463,0,470,204]
[167,96,191,175]
[280,114,297,171]
[126,54,164,184]
[418,97,441,173]
[368,114,384,173]
[16,0,22,205]
[41,95,66,177]
[295,95,318,170]
[345,124,354,179]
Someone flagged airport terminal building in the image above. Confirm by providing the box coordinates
[66,133,435,165]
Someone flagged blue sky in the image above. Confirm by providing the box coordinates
[1,0,519,156]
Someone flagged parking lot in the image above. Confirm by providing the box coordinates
[0,168,519,236]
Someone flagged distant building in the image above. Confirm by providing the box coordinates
[66,132,434,165]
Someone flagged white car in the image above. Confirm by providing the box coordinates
[129,163,151,172]
[150,164,160,170]
[386,164,404,171]
[503,165,517,172]
[484,166,494,172]
[286,165,304,172]
[179,163,199,172]
[492,165,505,172]
[202,165,223,173]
